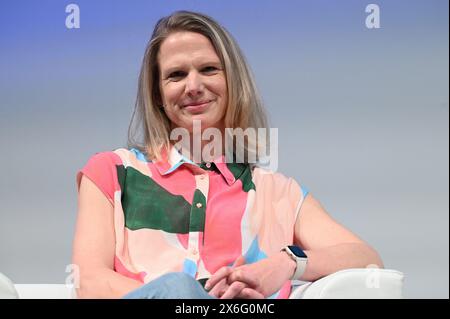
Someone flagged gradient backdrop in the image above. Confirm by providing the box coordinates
[0,0,448,298]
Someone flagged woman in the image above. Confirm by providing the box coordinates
[72,11,383,299]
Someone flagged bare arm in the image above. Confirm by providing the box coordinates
[72,175,142,298]
[295,194,384,282]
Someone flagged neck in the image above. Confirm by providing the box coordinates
[171,130,225,164]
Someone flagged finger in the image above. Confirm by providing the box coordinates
[205,266,232,291]
[208,278,228,298]
[228,268,259,288]
[206,256,246,290]
[220,281,247,299]
[237,287,265,299]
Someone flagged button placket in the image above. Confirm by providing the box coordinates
[190,189,207,231]
[187,174,210,260]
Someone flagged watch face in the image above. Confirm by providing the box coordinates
[289,245,307,258]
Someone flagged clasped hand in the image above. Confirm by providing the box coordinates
[204,252,294,299]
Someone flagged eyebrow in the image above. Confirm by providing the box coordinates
[161,60,223,77]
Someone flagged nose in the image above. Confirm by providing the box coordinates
[185,71,204,97]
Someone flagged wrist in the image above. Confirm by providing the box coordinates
[280,245,309,280]
[279,251,297,280]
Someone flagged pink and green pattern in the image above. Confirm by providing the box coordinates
[77,146,309,299]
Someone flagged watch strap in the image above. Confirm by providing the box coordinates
[282,246,308,280]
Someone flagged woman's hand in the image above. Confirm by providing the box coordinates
[206,252,296,299]
[206,256,264,299]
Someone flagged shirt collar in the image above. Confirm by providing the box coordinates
[153,146,247,186]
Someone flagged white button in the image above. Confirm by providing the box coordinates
[206,163,211,168]
[199,175,205,180]
[192,249,198,255]
[196,202,203,208]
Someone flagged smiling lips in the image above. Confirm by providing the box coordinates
[182,100,212,113]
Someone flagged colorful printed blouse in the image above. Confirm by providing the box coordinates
[77,146,309,299]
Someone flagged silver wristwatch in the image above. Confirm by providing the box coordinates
[281,245,308,280]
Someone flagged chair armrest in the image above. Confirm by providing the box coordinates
[0,272,19,299]
[7,269,404,299]
[289,268,404,299]
[14,284,75,299]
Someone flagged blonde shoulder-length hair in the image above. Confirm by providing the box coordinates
[128,11,270,162]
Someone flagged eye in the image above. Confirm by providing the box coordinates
[201,66,219,74]
[167,71,186,81]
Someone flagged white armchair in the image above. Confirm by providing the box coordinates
[289,268,404,299]
[1,268,404,299]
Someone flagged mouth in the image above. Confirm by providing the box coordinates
[182,100,213,113]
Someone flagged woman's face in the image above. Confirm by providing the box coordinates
[158,31,228,133]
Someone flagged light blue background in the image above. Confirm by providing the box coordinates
[0,0,448,298]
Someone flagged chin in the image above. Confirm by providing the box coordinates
[179,118,221,133]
